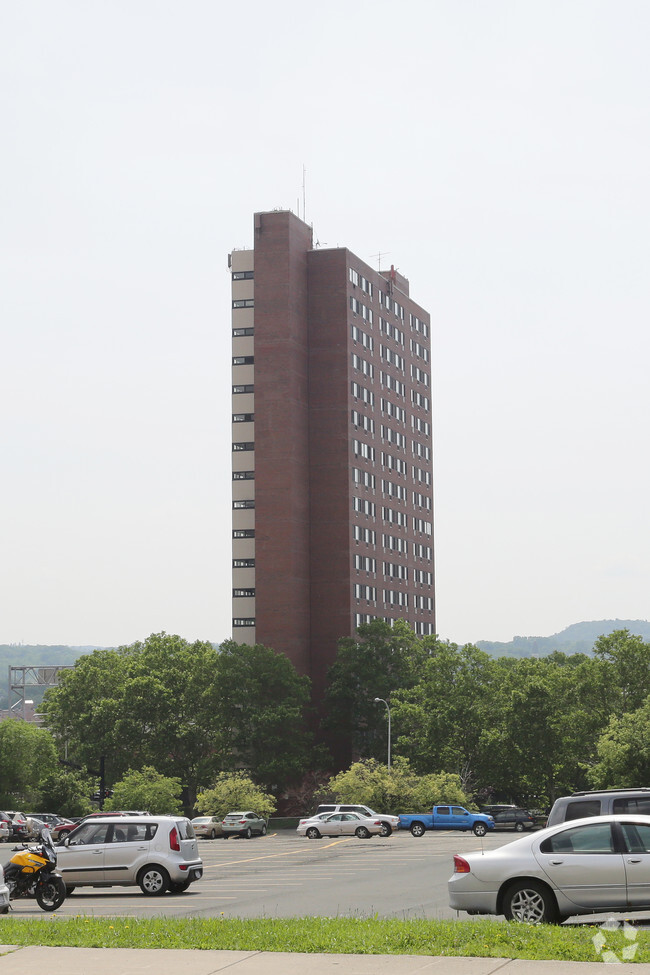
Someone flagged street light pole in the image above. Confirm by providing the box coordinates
[374,697,391,770]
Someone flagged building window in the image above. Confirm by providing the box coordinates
[354,583,377,601]
[414,621,434,635]
[353,467,376,490]
[232,442,254,451]
[233,617,256,626]
[353,525,376,545]
[232,559,255,568]
[233,588,255,597]
[352,496,376,517]
[355,613,377,628]
[353,554,377,572]
[351,410,375,434]
[352,439,376,462]
[233,356,254,365]
[232,299,255,308]
[233,384,255,394]
[232,270,254,280]
[232,471,254,480]
[233,529,255,538]
[232,413,254,422]
[232,327,254,337]
[233,500,255,509]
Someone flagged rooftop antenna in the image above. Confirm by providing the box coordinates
[371,252,389,272]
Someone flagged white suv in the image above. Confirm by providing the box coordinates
[315,804,400,836]
[56,815,202,895]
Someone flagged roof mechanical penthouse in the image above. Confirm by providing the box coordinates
[229,210,435,701]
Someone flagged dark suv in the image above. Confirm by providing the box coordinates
[546,788,650,827]
[479,805,536,831]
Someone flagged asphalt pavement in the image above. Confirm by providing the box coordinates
[1,946,649,974]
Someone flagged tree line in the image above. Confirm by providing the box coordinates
[2,624,649,816]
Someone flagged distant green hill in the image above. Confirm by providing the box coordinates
[0,644,103,710]
[476,620,650,657]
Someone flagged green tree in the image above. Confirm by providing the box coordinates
[41,634,223,811]
[593,629,650,716]
[589,696,650,788]
[321,757,468,813]
[38,767,94,818]
[390,640,496,790]
[211,641,313,788]
[41,633,313,809]
[479,653,613,805]
[196,772,276,819]
[105,767,184,815]
[0,721,58,807]
[323,620,429,765]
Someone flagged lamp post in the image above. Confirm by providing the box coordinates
[374,697,391,770]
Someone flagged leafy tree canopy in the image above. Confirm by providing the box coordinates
[0,720,58,808]
[105,767,184,815]
[211,641,313,788]
[320,758,468,813]
[41,634,314,810]
[593,629,650,716]
[40,634,220,809]
[196,772,276,819]
[37,767,94,819]
[323,619,430,764]
[589,696,650,789]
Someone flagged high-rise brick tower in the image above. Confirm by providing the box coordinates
[230,210,434,701]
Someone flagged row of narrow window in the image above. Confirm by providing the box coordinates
[354,615,435,634]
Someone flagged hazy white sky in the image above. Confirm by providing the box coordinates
[2,1,649,649]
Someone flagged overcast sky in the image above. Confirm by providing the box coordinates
[2,1,649,649]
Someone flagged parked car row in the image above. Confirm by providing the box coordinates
[190,811,268,839]
[5,786,650,923]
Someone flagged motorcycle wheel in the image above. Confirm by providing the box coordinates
[35,876,66,912]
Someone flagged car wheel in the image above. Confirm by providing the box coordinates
[410,822,425,837]
[379,822,392,837]
[514,822,525,832]
[137,865,170,896]
[355,826,370,839]
[210,829,216,839]
[473,822,487,837]
[306,827,321,839]
[244,827,252,839]
[504,880,558,924]
[261,824,267,835]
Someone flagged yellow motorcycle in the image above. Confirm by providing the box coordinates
[2,828,66,912]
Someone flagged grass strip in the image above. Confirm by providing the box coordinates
[1,915,649,962]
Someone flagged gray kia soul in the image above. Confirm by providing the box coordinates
[546,788,650,827]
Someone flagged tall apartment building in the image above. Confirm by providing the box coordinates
[230,210,434,702]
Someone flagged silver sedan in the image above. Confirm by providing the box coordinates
[449,814,650,923]
[297,811,384,839]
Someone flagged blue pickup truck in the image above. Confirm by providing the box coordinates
[399,805,495,837]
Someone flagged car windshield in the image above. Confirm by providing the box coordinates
[192,818,209,824]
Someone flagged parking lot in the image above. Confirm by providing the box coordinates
[7,828,508,919]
